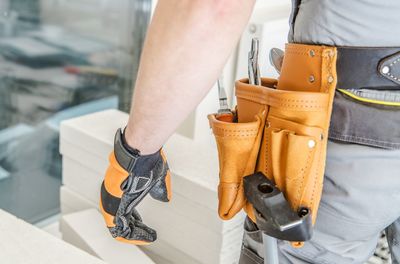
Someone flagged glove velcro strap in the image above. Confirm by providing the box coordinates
[114,128,139,171]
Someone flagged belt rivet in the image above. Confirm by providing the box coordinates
[309,75,315,83]
[309,50,315,57]
[381,66,390,74]
[328,76,334,83]
[308,140,316,149]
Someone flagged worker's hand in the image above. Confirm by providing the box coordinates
[100,128,171,245]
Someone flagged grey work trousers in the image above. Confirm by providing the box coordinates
[240,140,400,264]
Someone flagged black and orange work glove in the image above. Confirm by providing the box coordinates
[100,128,172,245]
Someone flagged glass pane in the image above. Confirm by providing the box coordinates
[0,0,143,223]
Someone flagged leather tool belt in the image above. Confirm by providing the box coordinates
[208,43,337,244]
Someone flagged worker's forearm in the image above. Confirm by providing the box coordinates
[125,0,255,154]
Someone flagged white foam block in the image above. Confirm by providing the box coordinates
[61,156,244,234]
[0,209,105,264]
[140,239,202,264]
[60,186,97,215]
[60,209,155,264]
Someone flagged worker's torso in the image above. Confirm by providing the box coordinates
[290,0,400,47]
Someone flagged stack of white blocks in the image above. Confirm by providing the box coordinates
[0,209,106,264]
[59,109,245,264]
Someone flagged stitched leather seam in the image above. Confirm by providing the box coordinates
[237,91,326,103]
[265,127,269,177]
[296,145,313,207]
[309,141,322,214]
[237,94,327,109]
[215,136,257,139]
[213,131,258,134]
[214,135,257,139]
[296,146,312,205]
[238,97,326,110]
[213,130,258,134]
[213,131,258,135]
[236,88,326,99]
[212,130,258,137]
[212,127,258,132]
[212,128,258,132]
[214,132,257,136]
[237,94,325,104]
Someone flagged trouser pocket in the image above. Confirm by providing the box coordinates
[329,90,400,149]
[239,217,264,264]
[208,111,265,220]
[239,246,264,264]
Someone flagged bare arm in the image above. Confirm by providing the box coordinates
[125,0,256,154]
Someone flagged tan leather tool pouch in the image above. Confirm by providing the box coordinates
[237,44,338,227]
[209,44,337,234]
[208,110,266,220]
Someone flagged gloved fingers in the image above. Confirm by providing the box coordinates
[110,209,157,245]
[100,156,156,245]
[149,149,172,202]
[101,130,173,244]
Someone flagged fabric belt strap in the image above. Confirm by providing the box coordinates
[337,46,400,90]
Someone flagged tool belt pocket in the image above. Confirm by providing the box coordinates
[208,110,265,220]
[236,76,334,224]
[266,116,324,215]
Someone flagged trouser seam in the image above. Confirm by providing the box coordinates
[329,132,400,147]
[285,246,337,264]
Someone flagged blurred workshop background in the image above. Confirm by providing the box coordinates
[0,0,148,223]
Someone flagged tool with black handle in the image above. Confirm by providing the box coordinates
[244,172,313,241]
